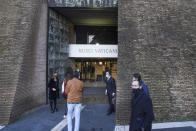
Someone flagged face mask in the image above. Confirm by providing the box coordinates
[132,88,141,97]
[132,77,136,81]
[106,74,109,78]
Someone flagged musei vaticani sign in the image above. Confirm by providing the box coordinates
[69,44,118,58]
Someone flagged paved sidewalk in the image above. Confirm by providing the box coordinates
[0,103,195,131]
[1,104,115,131]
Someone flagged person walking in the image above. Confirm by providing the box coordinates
[129,80,154,131]
[105,70,116,115]
[133,73,150,96]
[65,70,84,131]
[48,73,58,113]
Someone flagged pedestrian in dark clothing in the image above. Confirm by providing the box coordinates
[76,69,81,80]
[48,73,58,113]
[105,70,116,115]
[133,73,150,96]
[54,72,60,99]
[129,80,154,131]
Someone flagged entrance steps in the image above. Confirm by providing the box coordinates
[84,81,106,88]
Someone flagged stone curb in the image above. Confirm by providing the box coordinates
[114,121,196,131]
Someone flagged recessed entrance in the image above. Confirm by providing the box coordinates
[47,7,118,88]
[74,59,117,86]
[47,5,118,112]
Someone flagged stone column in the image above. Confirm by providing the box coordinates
[116,0,196,125]
[0,0,48,125]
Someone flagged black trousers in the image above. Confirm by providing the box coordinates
[63,95,67,115]
[50,98,57,111]
[145,123,152,131]
[107,93,115,113]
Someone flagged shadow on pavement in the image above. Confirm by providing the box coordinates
[1,104,115,131]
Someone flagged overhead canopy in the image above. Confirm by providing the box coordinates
[52,7,118,26]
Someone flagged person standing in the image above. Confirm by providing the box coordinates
[105,70,116,115]
[133,73,150,96]
[48,73,58,113]
[76,68,81,80]
[129,80,154,131]
[54,72,60,99]
[65,71,84,131]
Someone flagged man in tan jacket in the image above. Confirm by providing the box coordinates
[65,71,84,131]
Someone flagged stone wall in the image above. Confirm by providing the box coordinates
[1,0,196,126]
[0,0,48,125]
[116,0,196,125]
[48,8,75,89]
[48,0,117,7]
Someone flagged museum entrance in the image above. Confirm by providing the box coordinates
[74,59,117,82]
[47,6,118,105]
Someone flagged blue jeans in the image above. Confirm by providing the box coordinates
[67,103,82,131]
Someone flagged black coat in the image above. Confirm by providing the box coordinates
[129,90,154,131]
[106,77,116,95]
[48,78,58,100]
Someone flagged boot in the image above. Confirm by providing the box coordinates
[50,101,54,113]
[54,105,58,112]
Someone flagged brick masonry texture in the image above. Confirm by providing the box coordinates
[116,0,196,125]
[0,0,48,125]
[1,0,196,126]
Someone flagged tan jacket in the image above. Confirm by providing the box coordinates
[65,78,84,103]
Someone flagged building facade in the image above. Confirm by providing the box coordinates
[0,0,196,126]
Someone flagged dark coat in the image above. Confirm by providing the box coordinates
[140,81,150,97]
[129,90,154,131]
[48,78,58,100]
[106,77,116,95]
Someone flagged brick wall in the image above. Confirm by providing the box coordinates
[0,0,48,125]
[116,0,196,125]
[1,0,196,126]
